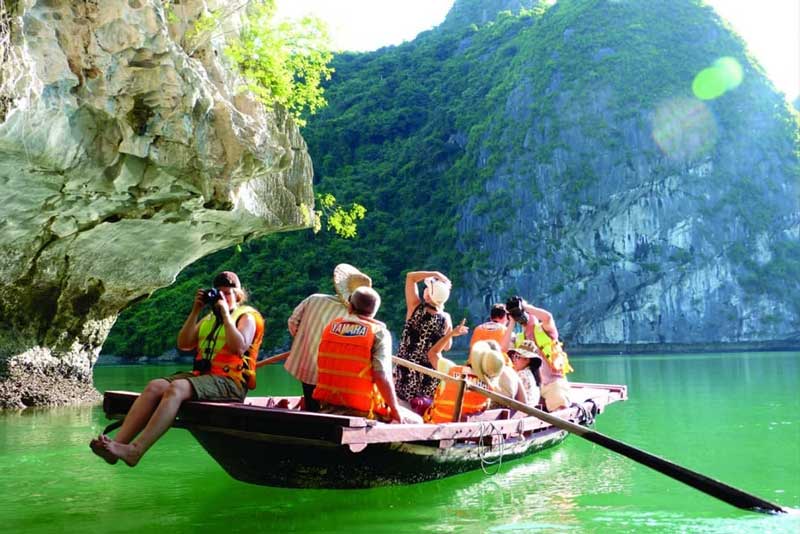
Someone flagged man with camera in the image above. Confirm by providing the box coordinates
[502,296,573,412]
[90,271,264,467]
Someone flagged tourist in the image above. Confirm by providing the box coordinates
[285,263,372,411]
[393,271,453,407]
[90,271,264,466]
[503,296,573,411]
[470,339,528,409]
[424,327,499,423]
[426,331,527,422]
[507,339,543,407]
[313,286,422,424]
[469,303,509,349]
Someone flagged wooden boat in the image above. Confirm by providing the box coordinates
[101,381,626,489]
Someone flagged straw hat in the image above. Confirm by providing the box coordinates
[333,264,372,305]
[495,367,521,398]
[424,277,450,308]
[469,340,505,389]
[508,339,539,360]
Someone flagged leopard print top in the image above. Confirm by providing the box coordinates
[393,303,447,401]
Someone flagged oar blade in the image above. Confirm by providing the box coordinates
[582,430,786,514]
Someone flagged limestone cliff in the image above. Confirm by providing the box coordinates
[298,0,799,352]
[454,0,800,349]
[0,0,314,407]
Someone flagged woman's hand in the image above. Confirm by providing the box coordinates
[452,318,469,337]
[213,295,230,319]
[430,271,451,287]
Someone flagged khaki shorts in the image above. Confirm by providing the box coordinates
[165,372,245,402]
[541,378,571,412]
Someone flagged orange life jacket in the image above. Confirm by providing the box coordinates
[313,316,389,419]
[195,305,265,390]
[469,321,507,348]
[425,365,489,423]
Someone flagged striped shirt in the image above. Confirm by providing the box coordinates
[284,293,347,384]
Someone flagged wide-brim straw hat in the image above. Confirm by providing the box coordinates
[469,340,505,389]
[333,264,372,305]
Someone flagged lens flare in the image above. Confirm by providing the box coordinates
[652,97,718,160]
[692,56,744,100]
[714,56,744,88]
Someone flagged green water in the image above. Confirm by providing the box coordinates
[1,352,798,533]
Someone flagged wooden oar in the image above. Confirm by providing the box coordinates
[393,356,787,514]
[256,351,290,368]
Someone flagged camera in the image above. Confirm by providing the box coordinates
[202,288,221,304]
[505,295,530,325]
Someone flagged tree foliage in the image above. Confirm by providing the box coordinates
[315,193,366,238]
[225,0,334,126]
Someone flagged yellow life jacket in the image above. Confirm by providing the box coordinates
[195,305,264,390]
[313,316,390,419]
[425,365,489,423]
[531,323,573,374]
[469,321,507,349]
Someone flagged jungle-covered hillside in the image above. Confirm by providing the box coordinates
[104,0,800,358]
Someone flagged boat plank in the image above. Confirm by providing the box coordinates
[103,391,370,445]
[102,384,625,447]
[338,401,594,445]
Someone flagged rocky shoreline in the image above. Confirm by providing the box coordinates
[568,340,800,355]
[94,350,195,366]
[0,358,100,410]
[96,341,800,366]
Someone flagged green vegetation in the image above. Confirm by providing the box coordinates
[225,0,334,126]
[165,0,334,126]
[105,0,799,358]
[314,193,366,238]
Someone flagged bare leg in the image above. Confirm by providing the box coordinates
[114,378,171,443]
[102,379,194,467]
[90,378,170,464]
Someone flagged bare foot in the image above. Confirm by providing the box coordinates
[89,435,118,465]
[101,438,143,467]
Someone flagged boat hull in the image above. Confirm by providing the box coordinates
[191,425,569,488]
[102,382,626,489]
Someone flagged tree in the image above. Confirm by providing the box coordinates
[225,0,334,126]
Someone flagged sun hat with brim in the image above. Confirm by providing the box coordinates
[508,340,539,360]
[333,264,372,305]
[469,340,505,389]
[424,277,450,308]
